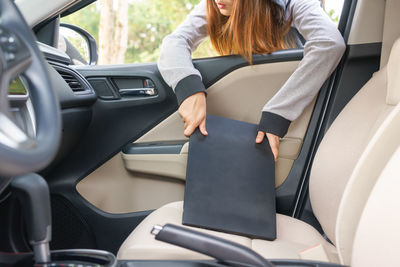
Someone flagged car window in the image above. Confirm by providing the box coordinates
[323,0,344,24]
[60,0,344,65]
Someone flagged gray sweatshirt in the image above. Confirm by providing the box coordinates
[157,0,346,137]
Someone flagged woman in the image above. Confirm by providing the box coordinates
[158,0,345,161]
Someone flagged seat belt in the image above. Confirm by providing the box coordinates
[380,0,400,68]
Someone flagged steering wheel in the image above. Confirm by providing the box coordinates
[0,0,61,177]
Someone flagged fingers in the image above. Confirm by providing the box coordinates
[266,133,280,162]
[270,144,279,162]
[183,118,208,137]
[255,131,265,143]
[184,123,196,137]
[178,92,207,137]
[199,118,208,136]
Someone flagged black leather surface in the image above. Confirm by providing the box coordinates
[183,115,276,240]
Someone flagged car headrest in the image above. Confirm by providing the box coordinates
[387,38,400,105]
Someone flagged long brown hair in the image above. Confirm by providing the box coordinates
[206,0,293,63]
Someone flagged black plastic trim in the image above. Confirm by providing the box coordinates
[87,77,120,100]
[51,63,95,95]
[40,107,93,176]
[77,71,169,108]
[38,41,71,65]
[56,190,153,254]
[347,42,382,58]
[340,0,358,42]
[47,62,97,109]
[34,16,60,47]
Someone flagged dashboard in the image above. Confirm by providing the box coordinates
[7,41,98,173]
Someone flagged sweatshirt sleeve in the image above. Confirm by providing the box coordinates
[157,0,208,106]
[259,0,346,137]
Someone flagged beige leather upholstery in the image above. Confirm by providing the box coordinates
[309,66,393,244]
[387,38,400,105]
[381,0,400,67]
[118,38,400,263]
[76,153,185,214]
[351,147,400,267]
[335,102,400,264]
[310,37,400,252]
[311,39,400,264]
[118,201,338,262]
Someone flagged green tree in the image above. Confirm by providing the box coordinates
[61,3,100,40]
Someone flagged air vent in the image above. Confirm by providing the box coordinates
[57,70,86,93]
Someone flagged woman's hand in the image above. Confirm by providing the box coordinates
[256,131,280,162]
[178,92,208,137]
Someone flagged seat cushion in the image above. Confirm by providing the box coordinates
[117,201,338,262]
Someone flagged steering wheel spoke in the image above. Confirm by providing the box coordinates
[4,51,32,79]
[0,112,34,149]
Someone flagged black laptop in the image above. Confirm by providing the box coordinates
[182,115,276,240]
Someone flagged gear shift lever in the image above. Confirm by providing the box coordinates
[11,173,52,264]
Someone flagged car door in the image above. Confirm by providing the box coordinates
[74,51,310,214]
[25,0,379,255]
[50,46,309,254]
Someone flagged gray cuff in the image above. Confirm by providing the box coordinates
[175,75,207,106]
[258,111,291,138]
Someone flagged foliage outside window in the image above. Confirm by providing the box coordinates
[61,0,344,65]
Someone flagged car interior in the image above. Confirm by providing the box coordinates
[0,0,399,266]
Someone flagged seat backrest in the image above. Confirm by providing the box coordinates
[351,127,400,267]
[335,100,400,265]
[351,116,400,267]
[309,38,400,265]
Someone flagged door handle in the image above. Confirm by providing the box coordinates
[119,88,157,97]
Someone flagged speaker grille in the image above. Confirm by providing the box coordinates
[50,195,96,250]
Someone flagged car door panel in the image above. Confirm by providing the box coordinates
[75,56,318,214]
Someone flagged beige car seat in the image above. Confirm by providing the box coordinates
[117,39,400,266]
[351,147,400,267]
[351,119,400,267]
